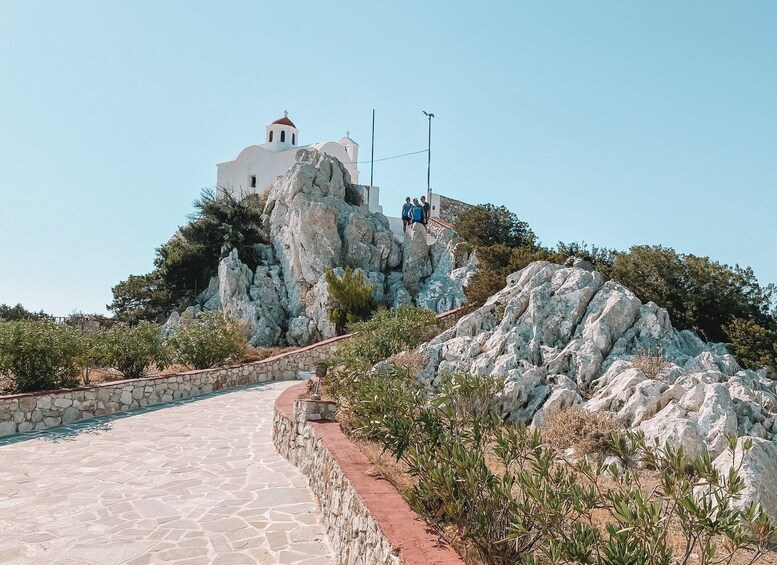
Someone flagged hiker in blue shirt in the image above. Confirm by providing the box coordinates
[401,197,413,232]
[410,198,426,227]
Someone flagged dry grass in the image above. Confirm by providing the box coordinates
[241,345,296,363]
[633,346,669,378]
[391,350,429,374]
[542,407,621,456]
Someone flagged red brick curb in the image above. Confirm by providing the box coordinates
[275,382,464,565]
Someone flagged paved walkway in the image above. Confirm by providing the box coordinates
[0,381,331,565]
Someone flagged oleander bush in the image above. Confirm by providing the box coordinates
[338,368,777,564]
[0,320,83,392]
[102,322,170,379]
[325,305,442,401]
[168,311,246,369]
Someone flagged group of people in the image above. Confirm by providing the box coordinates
[401,195,430,232]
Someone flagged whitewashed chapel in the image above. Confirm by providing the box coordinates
[216,112,383,209]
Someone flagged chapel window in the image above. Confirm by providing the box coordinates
[292,133,295,145]
[250,175,257,188]
[269,131,273,142]
[280,130,286,142]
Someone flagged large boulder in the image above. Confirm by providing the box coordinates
[414,260,777,463]
[169,149,472,346]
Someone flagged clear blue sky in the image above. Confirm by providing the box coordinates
[1,1,776,316]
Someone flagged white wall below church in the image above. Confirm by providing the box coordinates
[217,145,298,197]
[217,142,360,200]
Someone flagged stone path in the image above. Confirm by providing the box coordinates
[0,381,332,565]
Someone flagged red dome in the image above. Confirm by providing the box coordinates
[271,116,297,128]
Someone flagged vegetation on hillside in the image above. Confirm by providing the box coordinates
[331,355,777,564]
[0,303,51,322]
[109,188,266,322]
[457,204,777,374]
[0,313,249,392]
[324,267,378,335]
[324,305,443,401]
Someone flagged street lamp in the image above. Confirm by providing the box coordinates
[422,111,434,202]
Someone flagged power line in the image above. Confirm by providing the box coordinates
[341,148,428,165]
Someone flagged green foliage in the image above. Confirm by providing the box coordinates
[456,204,536,248]
[610,245,776,344]
[325,305,442,400]
[725,317,777,374]
[334,305,440,368]
[340,368,777,564]
[102,322,169,379]
[109,187,266,322]
[109,272,172,323]
[168,312,246,369]
[324,267,378,335]
[74,329,110,386]
[177,187,265,271]
[0,303,51,321]
[0,320,82,392]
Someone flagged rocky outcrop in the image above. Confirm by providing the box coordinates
[169,149,475,346]
[416,261,777,467]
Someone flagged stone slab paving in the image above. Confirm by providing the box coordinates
[0,381,332,565]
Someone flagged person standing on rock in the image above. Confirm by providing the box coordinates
[421,195,431,227]
[401,197,413,232]
[410,198,425,227]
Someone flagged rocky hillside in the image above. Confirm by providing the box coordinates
[167,149,476,346]
[413,260,777,515]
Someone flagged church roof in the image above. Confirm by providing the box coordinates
[271,116,297,128]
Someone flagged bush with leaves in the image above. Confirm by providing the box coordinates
[340,368,777,564]
[325,305,442,401]
[168,312,246,369]
[725,317,777,374]
[0,303,51,322]
[109,187,266,322]
[324,267,378,335]
[456,204,536,248]
[102,322,169,379]
[0,320,83,392]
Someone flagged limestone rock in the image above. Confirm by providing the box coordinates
[401,223,432,296]
[173,149,471,347]
[412,260,777,465]
[713,437,777,519]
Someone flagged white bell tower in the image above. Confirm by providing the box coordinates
[264,111,299,152]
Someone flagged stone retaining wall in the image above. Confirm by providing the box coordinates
[437,194,474,226]
[273,382,464,565]
[0,308,464,438]
[0,335,348,437]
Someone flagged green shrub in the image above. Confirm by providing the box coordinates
[333,305,439,367]
[103,322,169,379]
[168,312,246,369]
[325,305,442,402]
[340,368,777,564]
[456,204,536,248]
[324,267,378,335]
[0,320,83,392]
[725,317,777,374]
[109,187,266,322]
[75,329,110,386]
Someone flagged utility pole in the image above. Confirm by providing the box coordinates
[422,111,434,202]
[370,109,375,188]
